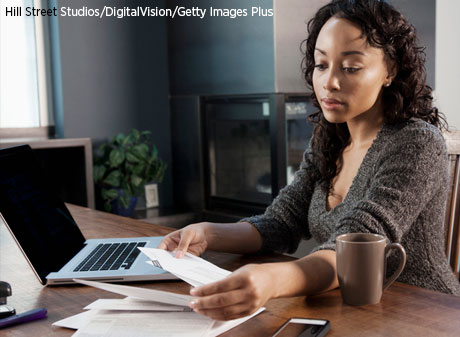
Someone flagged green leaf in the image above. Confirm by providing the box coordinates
[126,151,140,163]
[119,180,131,195]
[114,133,125,145]
[141,130,151,143]
[131,144,149,161]
[156,162,167,183]
[132,164,144,175]
[107,189,119,199]
[131,174,143,188]
[103,170,121,187]
[152,145,158,160]
[93,165,106,183]
[104,202,112,212]
[145,163,155,181]
[101,188,118,201]
[122,134,132,146]
[124,162,134,174]
[119,193,130,209]
[96,143,112,161]
[98,143,108,155]
[131,129,140,142]
[109,149,125,168]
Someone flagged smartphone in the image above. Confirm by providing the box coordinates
[272,318,331,337]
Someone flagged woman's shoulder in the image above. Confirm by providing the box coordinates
[380,118,446,152]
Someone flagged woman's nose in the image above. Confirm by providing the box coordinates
[323,69,341,91]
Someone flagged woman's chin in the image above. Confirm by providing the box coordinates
[323,111,347,124]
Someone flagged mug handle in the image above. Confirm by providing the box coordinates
[383,243,406,291]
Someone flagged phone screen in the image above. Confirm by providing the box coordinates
[273,318,329,337]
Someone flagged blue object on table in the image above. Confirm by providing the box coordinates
[0,308,47,329]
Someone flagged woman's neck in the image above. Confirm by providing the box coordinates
[346,106,384,149]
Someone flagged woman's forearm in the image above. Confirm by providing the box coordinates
[187,246,338,321]
[203,222,337,296]
[267,249,339,298]
[204,221,263,254]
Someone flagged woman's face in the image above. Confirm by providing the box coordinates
[312,17,394,124]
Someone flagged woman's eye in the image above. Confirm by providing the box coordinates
[343,67,361,73]
[314,64,326,70]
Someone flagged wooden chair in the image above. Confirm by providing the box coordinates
[443,131,460,279]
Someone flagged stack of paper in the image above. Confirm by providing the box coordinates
[53,249,264,336]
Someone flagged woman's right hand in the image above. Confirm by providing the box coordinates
[157,222,211,258]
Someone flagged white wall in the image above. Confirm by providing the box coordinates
[436,0,460,130]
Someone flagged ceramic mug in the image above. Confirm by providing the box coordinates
[336,233,406,306]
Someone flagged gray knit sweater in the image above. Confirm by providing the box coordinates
[242,119,460,296]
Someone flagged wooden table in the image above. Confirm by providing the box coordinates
[1,204,460,336]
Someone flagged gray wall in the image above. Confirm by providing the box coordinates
[57,0,173,206]
[273,0,436,93]
[274,0,329,93]
[167,0,275,95]
[390,0,436,88]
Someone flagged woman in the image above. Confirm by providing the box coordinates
[159,0,460,320]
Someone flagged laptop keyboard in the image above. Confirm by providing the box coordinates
[73,241,147,272]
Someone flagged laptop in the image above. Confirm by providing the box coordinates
[0,145,177,285]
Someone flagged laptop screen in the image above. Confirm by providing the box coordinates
[0,145,86,284]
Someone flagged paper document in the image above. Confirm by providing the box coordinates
[74,279,192,307]
[64,266,265,336]
[71,311,213,337]
[55,301,264,337]
[139,247,231,287]
[84,298,190,312]
[146,261,199,287]
[207,308,265,337]
[53,310,96,330]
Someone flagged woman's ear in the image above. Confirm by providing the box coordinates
[386,58,398,82]
[382,56,398,87]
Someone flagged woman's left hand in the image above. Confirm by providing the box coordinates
[189,263,275,321]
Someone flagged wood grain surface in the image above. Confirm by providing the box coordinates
[1,204,460,336]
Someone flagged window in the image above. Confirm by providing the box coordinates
[0,0,53,130]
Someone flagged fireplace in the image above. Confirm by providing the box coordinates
[201,94,314,221]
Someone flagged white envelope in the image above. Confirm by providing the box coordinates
[73,279,192,307]
[139,247,231,287]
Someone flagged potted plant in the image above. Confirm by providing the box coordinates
[93,129,167,216]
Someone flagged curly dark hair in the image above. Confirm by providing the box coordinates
[301,0,446,192]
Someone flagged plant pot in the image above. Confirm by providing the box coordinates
[111,192,138,217]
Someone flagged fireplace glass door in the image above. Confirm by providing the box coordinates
[285,99,314,185]
[204,99,272,206]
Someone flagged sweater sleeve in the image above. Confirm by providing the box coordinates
[240,145,318,254]
[312,126,448,252]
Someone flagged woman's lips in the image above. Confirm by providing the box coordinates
[322,98,344,110]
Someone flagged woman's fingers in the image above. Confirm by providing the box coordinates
[188,275,257,321]
[190,288,256,321]
[157,236,174,251]
[190,274,245,297]
[186,246,204,257]
[189,264,275,321]
[175,229,196,258]
[157,233,180,251]
[190,289,247,310]
[158,226,207,257]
